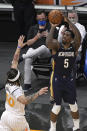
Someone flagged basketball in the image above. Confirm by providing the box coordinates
[48,9,63,24]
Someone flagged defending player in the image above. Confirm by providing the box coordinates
[46,15,81,131]
[0,35,48,131]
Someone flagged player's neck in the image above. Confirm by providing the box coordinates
[63,43,71,49]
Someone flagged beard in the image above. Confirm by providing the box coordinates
[63,42,67,45]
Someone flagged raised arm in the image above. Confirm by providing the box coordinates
[11,35,25,69]
[46,24,60,54]
[64,16,81,52]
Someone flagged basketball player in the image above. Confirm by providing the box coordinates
[46,15,81,131]
[0,35,48,131]
[58,10,86,80]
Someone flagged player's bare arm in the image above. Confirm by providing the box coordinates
[46,24,60,53]
[17,87,48,105]
[64,16,81,53]
[11,35,25,69]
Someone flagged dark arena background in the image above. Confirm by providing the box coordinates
[0,0,87,131]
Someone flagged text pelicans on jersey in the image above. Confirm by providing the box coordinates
[58,52,74,57]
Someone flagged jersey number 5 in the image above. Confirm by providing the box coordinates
[64,59,69,68]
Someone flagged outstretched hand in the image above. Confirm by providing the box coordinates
[38,87,48,96]
[11,35,25,69]
[18,35,25,48]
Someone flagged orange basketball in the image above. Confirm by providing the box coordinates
[48,9,63,24]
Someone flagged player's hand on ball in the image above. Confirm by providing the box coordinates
[38,87,48,96]
[50,22,59,28]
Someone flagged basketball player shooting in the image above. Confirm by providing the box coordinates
[46,10,81,131]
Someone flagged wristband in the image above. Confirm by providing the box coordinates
[17,46,21,49]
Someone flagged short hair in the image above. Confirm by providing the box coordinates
[36,9,46,16]
[65,29,75,39]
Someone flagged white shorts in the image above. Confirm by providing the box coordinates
[0,121,11,131]
[0,111,30,131]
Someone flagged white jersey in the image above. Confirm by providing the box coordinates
[5,83,25,116]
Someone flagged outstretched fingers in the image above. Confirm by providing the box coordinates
[18,35,25,48]
[39,87,48,95]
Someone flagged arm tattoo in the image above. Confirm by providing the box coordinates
[13,54,19,62]
[26,92,39,104]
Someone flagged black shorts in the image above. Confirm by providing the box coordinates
[51,74,77,105]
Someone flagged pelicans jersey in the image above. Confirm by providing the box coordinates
[52,44,76,77]
[0,84,30,131]
[50,45,77,105]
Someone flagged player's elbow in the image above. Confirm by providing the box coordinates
[46,38,50,48]
[19,99,28,105]
[46,43,51,49]
[46,38,53,49]
[21,99,29,105]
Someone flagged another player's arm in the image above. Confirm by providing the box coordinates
[46,24,60,54]
[11,35,25,69]
[64,16,81,53]
[17,87,48,105]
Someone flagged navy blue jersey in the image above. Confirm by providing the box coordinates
[52,44,76,77]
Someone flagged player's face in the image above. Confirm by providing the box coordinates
[62,31,72,45]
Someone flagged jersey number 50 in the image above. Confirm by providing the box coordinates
[6,93,15,107]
